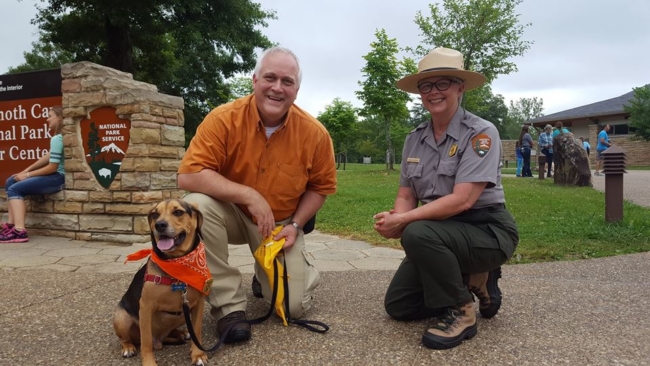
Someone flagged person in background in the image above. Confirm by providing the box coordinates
[552,121,570,137]
[579,137,591,156]
[0,106,66,243]
[515,140,523,177]
[374,47,518,350]
[594,125,612,176]
[176,47,337,343]
[538,124,554,178]
[518,125,534,177]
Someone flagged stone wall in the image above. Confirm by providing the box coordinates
[588,125,650,166]
[502,131,648,169]
[0,62,186,244]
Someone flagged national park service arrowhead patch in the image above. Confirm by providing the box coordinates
[471,133,491,157]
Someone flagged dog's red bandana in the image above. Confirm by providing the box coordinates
[125,242,213,295]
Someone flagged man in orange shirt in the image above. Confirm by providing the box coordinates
[178,47,337,343]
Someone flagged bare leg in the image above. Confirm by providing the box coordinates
[7,199,26,228]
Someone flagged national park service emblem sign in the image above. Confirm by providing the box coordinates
[80,107,130,188]
[471,133,491,158]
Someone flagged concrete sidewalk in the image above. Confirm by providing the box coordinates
[0,170,649,365]
[0,231,405,274]
[1,233,649,365]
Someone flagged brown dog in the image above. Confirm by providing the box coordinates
[113,199,210,366]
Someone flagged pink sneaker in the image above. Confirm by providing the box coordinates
[0,223,14,235]
[0,227,29,243]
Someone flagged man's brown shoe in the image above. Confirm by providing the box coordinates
[217,311,251,344]
[422,302,477,350]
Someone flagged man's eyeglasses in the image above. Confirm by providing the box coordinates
[417,79,461,94]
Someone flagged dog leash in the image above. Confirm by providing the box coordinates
[182,251,328,353]
[278,251,329,333]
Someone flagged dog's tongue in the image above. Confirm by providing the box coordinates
[157,238,175,251]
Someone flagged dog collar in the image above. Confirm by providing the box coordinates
[143,273,179,286]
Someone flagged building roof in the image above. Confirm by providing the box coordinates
[527,89,635,125]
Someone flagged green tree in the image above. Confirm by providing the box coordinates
[464,85,510,136]
[226,76,254,102]
[7,35,74,73]
[507,97,544,142]
[408,102,430,128]
[356,140,382,161]
[356,29,411,170]
[624,85,650,141]
[508,97,544,125]
[410,0,532,114]
[317,98,359,159]
[411,0,532,83]
[21,0,275,145]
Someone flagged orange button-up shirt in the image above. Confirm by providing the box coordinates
[178,95,337,222]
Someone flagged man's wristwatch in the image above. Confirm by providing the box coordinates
[290,221,301,232]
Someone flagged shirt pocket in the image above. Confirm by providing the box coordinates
[406,163,423,179]
[276,163,308,198]
[434,161,457,196]
[406,163,426,196]
[437,161,458,177]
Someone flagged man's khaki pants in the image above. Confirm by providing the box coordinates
[183,193,320,321]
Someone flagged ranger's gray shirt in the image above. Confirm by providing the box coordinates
[399,107,505,209]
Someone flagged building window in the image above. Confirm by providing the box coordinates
[609,124,634,136]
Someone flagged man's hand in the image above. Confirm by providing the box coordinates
[273,224,299,251]
[245,189,276,238]
[373,210,404,239]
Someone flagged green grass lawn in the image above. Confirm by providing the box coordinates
[317,164,650,264]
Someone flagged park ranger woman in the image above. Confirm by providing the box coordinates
[373,47,519,350]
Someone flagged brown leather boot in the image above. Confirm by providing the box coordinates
[468,272,490,312]
[468,268,502,318]
[422,302,477,350]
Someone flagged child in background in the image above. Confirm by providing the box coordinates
[0,106,66,243]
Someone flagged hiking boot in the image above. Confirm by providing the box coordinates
[0,227,29,243]
[469,267,502,318]
[251,275,264,298]
[1,223,14,234]
[467,271,490,313]
[217,311,251,344]
[422,302,477,350]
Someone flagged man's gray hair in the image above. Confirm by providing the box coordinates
[545,124,552,130]
[253,46,303,86]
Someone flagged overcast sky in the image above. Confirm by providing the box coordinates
[3,0,649,117]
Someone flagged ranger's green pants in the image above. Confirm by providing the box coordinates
[384,206,518,320]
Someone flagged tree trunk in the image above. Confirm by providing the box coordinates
[553,133,592,187]
[104,17,133,73]
[386,118,393,171]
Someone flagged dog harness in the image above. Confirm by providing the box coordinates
[125,241,214,295]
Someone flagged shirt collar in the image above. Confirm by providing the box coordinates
[250,95,293,131]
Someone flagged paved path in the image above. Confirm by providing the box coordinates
[0,172,649,364]
[0,231,405,273]
[590,169,650,207]
[1,247,648,365]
